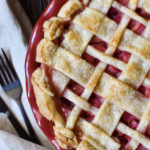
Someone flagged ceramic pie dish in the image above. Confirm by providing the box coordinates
[25,0,67,149]
[25,0,150,149]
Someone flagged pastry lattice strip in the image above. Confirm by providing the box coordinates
[60,2,150,149]
[65,0,150,148]
[66,7,132,133]
[35,0,150,149]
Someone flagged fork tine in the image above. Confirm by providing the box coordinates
[1,49,18,79]
[0,69,6,86]
[0,54,14,82]
[0,57,10,84]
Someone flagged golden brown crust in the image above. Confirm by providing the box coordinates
[77,140,98,150]
[31,68,65,128]
[36,39,57,65]
[43,17,66,40]
[58,0,82,18]
[119,55,150,88]
[32,68,79,148]
[74,7,104,33]
[95,73,148,119]
[54,126,78,149]
[31,0,150,149]
[62,24,92,56]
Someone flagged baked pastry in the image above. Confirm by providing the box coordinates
[31,0,150,149]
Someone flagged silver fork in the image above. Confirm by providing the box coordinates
[0,48,40,145]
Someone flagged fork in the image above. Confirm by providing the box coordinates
[0,48,40,145]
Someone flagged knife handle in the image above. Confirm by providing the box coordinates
[7,111,32,142]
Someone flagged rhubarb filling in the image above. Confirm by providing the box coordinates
[40,4,150,149]
[107,7,124,24]
[136,8,150,20]
[116,0,129,7]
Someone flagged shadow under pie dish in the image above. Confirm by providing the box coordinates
[26,0,150,149]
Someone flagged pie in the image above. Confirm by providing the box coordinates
[31,0,150,149]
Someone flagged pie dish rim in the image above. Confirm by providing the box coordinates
[25,0,68,149]
[25,0,150,149]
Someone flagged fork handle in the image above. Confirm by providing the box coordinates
[8,111,32,141]
[18,102,41,145]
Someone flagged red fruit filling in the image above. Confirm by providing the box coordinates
[121,112,139,130]
[107,7,124,24]
[67,80,84,96]
[136,8,150,20]
[138,85,150,98]
[82,52,100,66]
[116,0,129,7]
[112,130,131,149]
[137,144,148,150]
[113,49,131,63]
[74,126,83,142]
[80,110,95,122]
[105,65,122,78]
[63,21,73,31]
[88,94,104,108]
[144,88,150,98]
[61,97,75,118]
[90,36,108,52]
[53,21,73,45]
[42,9,150,147]
[41,64,62,96]
[145,125,150,139]
[128,19,145,35]
[53,35,64,46]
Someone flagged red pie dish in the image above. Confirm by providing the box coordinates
[25,1,68,149]
[25,0,150,150]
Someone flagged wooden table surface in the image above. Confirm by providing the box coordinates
[19,0,51,25]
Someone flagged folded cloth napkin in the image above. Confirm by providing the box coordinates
[0,131,49,150]
[0,0,55,149]
[0,114,49,150]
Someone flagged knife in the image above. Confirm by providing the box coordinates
[0,97,32,142]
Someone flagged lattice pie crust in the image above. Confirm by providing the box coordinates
[31,0,150,149]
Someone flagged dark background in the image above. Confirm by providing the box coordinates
[19,0,51,25]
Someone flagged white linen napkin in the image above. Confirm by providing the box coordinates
[0,0,55,149]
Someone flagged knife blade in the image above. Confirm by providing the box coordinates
[0,97,32,142]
